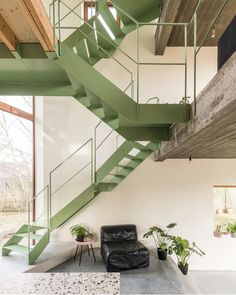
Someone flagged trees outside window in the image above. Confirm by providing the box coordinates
[0,96,34,246]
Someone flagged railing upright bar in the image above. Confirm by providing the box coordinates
[91,139,94,185]
[52,0,56,48]
[136,23,140,117]
[184,25,188,99]
[94,126,97,184]
[57,0,62,55]
[194,13,197,115]
[28,202,30,256]
[47,185,50,233]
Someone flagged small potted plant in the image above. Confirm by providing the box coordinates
[227,222,236,238]
[143,223,177,260]
[70,224,88,242]
[169,236,205,275]
[214,224,222,238]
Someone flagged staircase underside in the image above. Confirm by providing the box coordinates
[157,51,236,160]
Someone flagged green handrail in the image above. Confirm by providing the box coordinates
[49,138,93,221]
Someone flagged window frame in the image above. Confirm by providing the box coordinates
[0,97,36,222]
[84,1,120,26]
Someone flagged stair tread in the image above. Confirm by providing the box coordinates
[28,225,47,232]
[14,233,43,241]
[118,164,134,169]
[125,154,143,161]
[3,244,29,255]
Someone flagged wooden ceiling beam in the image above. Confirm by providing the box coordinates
[18,0,55,52]
[155,0,182,55]
[0,14,18,51]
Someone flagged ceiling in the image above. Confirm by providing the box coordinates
[155,0,236,54]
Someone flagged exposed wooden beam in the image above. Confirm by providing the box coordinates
[0,14,17,51]
[18,0,55,52]
[155,0,182,55]
[0,101,34,121]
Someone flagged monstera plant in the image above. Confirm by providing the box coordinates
[169,236,205,275]
[143,223,177,260]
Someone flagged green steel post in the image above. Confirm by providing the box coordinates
[94,127,96,183]
[28,202,30,256]
[91,139,94,185]
[52,0,56,48]
[46,185,50,234]
[58,0,62,55]
[49,172,52,229]
[194,13,197,115]
[184,25,188,99]
[136,23,140,117]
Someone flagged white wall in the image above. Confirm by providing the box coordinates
[95,25,217,103]
[52,158,236,271]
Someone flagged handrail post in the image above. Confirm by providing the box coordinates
[184,24,188,100]
[91,138,94,185]
[58,0,61,55]
[47,185,50,234]
[193,13,197,115]
[49,172,52,228]
[136,23,140,117]
[28,202,30,256]
[94,126,97,184]
[52,0,56,49]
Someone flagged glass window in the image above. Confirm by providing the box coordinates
[0,97,34,247]
[84,2,119,24]
[213,186,236,238]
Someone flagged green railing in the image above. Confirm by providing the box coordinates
[49,138,93,223]
[49,0,189,116]
[94,95,161,182]
[49,0,229,116]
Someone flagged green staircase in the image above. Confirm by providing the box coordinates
[2,0,190,264]
[58,0,190,141]
[2,139,158,264]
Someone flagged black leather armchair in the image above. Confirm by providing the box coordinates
[100,224,149,272]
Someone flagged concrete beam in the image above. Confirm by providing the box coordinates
[155,0,181,55]
[157,51,236,160]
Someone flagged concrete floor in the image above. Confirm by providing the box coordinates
[189,270,236,294]
[49,248,196,294]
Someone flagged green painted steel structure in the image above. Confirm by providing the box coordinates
[1,0,191,264]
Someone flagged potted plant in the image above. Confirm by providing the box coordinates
[214,224,222,238]
[169,237,205,275]
[70,224,88,242]
[227,222,236,238]
[143,223,177,260]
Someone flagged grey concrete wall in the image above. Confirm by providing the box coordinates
[158,50,236,160]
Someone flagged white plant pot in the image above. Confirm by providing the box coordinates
[231,233,236,238]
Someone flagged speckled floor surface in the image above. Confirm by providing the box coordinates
[0,272,119,295]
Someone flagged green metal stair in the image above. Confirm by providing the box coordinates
[57,0,190,141]
[2,0,190,264]
[2,140,156,264]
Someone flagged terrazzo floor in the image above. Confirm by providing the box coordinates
[0,272,119,295]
